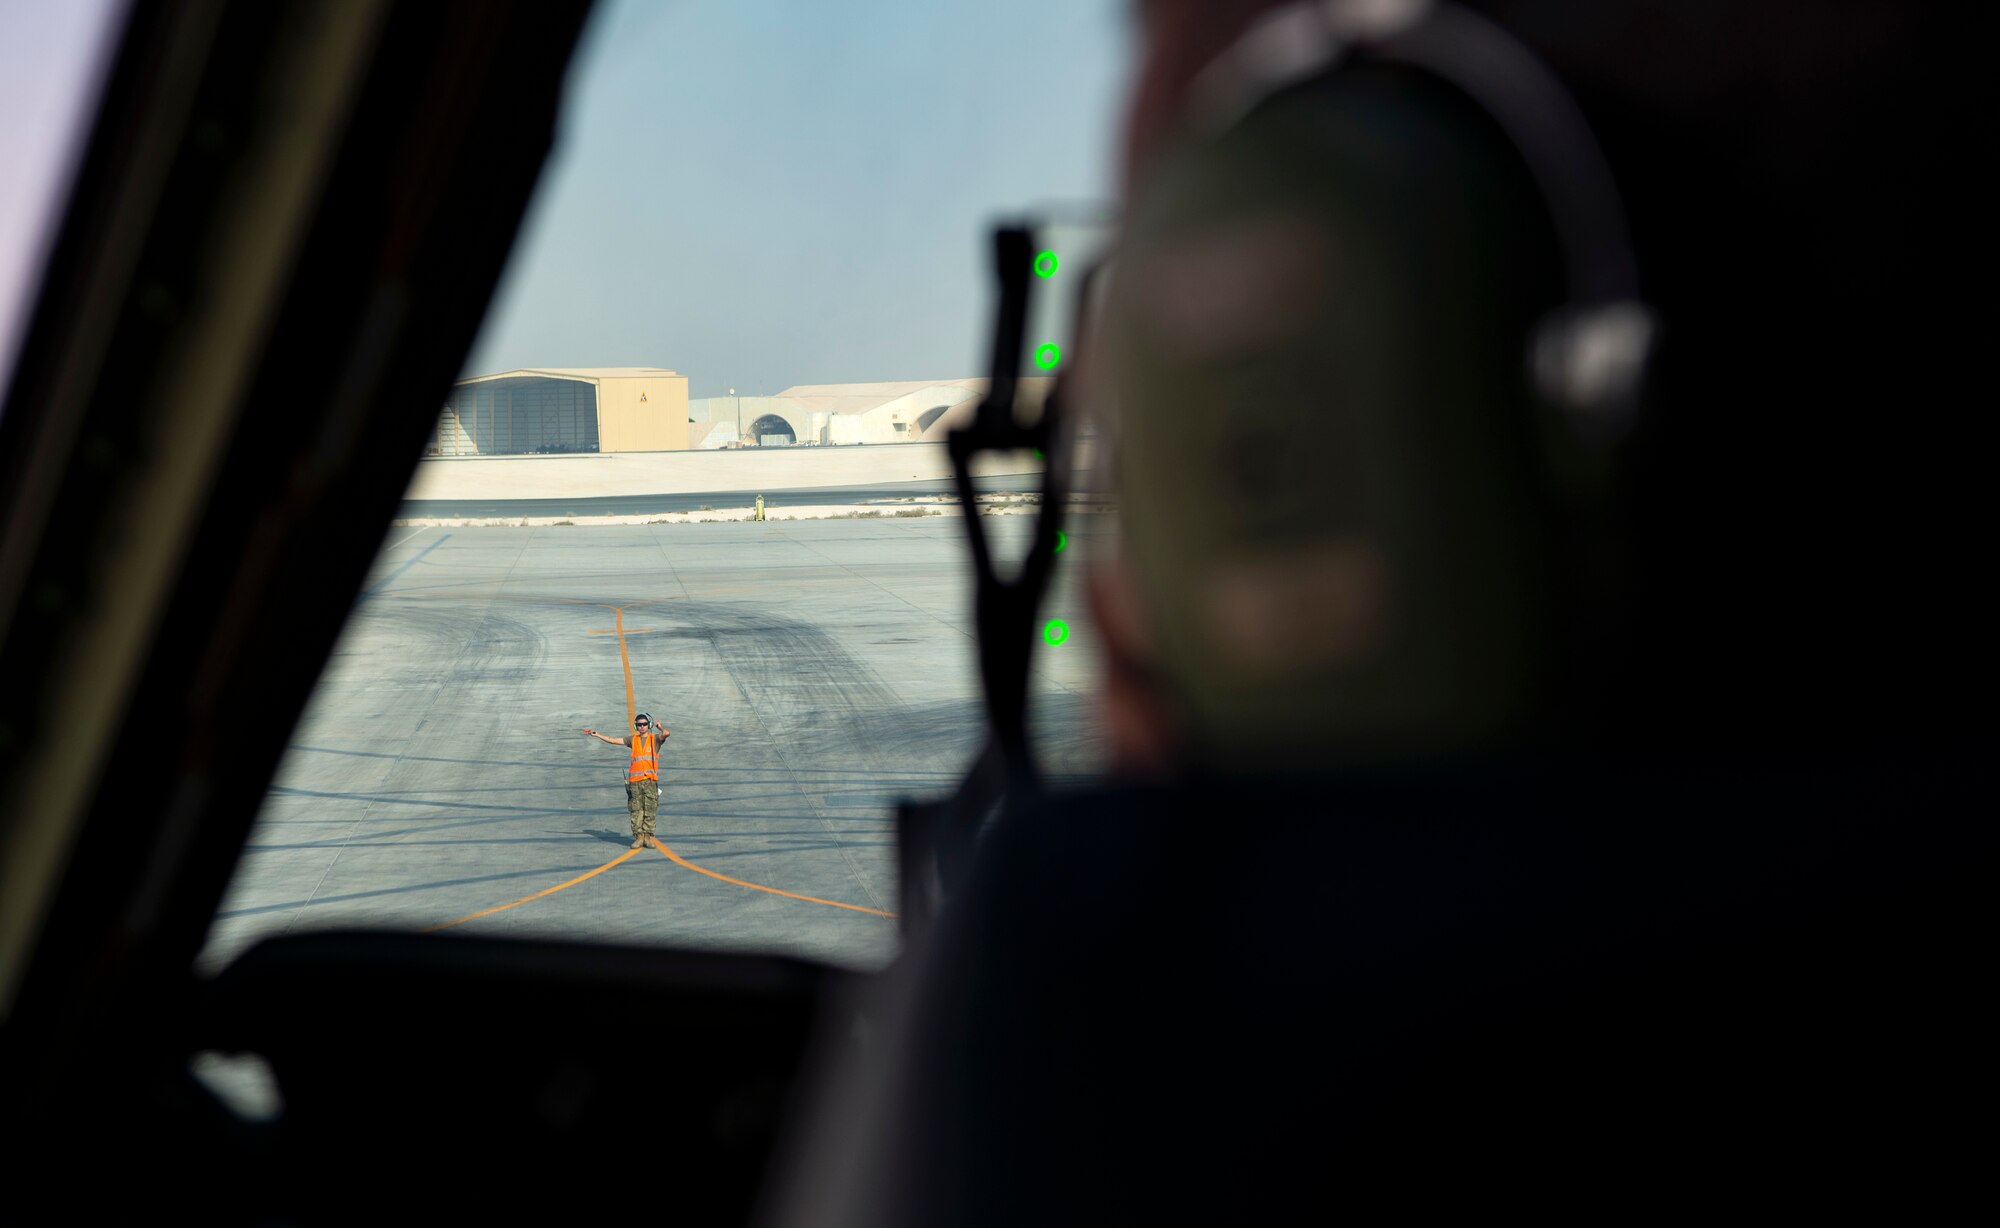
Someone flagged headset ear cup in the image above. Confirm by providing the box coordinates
[1529,301,1656,445]
[1522,305,1649,729]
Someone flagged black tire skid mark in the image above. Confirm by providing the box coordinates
[648,600,926,779]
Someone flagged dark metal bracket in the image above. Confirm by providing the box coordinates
[896,224,1100,932]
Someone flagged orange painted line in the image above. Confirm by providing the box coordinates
[613,606,636,723]
[600,601,894,921]
[650,841,894,918]
[418,592,893,932]
[422,848,643,932]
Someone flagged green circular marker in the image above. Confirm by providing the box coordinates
[1035,251,1059,278]
[1043,618,1069,646]
[1054,530,1066,553]
[1034,343,1061,371]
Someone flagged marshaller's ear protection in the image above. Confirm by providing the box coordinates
[1191,0,1656,444]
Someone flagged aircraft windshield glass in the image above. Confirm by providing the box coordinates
[199,0,1126,974]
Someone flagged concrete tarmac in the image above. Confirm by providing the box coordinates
[199,516,1109,974]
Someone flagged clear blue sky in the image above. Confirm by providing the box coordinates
[0,0,124,402]
[463,0,1131,400]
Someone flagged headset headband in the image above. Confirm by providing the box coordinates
[1191,0,1655,436]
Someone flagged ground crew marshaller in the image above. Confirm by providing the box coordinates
[581,712,668,849]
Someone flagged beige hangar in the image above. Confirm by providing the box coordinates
[430,367,692,455]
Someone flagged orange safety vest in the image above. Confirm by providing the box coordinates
[628,731,660,782]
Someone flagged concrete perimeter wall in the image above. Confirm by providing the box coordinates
[403,440,1094,501]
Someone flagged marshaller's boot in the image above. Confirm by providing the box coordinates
[630,835,645,850]
[643,835,660,850]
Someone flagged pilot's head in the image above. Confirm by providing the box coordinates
[1092,0,1588,777]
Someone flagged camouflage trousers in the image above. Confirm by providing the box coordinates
[625,779,660,837]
